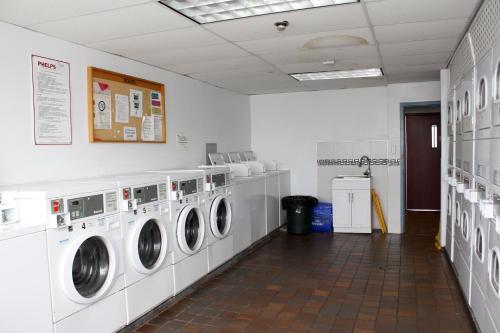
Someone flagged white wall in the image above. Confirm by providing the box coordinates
[0,22,251,186]
[250,81,441,233]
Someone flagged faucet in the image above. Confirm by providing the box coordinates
[358,155,371,177]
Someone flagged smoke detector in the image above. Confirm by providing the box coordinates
[274,20,289,32]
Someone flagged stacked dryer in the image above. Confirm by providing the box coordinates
[446,8,500,332]
[455,67,475,303]
[4,181,127,333]
[480,36,500,333]
[445,89,457,262]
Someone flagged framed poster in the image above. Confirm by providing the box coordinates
[31,55,72,145]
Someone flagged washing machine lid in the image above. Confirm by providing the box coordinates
[177,205,205,255]
[210,195,232,239]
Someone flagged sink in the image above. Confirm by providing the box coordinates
[336,175,370,179]
[332,175,371,190]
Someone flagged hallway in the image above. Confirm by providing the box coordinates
[135,213,475,333]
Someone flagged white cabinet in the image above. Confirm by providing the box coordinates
[232,180,252,255]
[265,172,280,234]
[332,177,371,233]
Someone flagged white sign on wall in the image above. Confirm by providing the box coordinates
[176,133,189,149]
[31,55,72,145]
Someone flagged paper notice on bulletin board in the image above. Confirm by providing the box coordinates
[93,82,112,130]
[31,55,72,145]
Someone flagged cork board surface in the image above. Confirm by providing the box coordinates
[88,67,166,143]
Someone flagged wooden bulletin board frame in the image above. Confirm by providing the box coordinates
[87,67,166,143]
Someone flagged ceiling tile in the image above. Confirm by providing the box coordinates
[383,63,446,75]
[30,2,195,44]
[236,28,374,55]
[87,27,224,55]
[260,45,379,65]
[366,0,480,26]
[213,74,306,94]
[162,56,270,75]
[386,71,440,83]
[379,38,458,57]
[382,52,451,67]
[189,67,279,83]
[374,18,468,43]
[204,3,368,42]
[245,86,314,95]
[132,43,251,66]
[0,0,149,26]
[275,58,382,74]
[301,77,387,90]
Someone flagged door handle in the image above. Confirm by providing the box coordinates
[431,124,438,148]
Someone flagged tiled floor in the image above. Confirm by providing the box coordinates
[135,212,476,333]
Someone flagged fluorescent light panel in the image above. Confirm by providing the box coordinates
[290,68,383,81]
[159,0,359,24]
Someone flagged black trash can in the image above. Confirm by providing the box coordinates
[282,196,318,235]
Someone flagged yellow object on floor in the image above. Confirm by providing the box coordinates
[434,232,442,250]
[371,189,388,234]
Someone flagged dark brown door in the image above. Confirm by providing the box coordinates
[405,113,441,211]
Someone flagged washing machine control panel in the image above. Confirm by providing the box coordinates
[133,185,158,205]
[68,194,104,221]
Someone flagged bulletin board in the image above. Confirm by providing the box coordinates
[87,67,166,143]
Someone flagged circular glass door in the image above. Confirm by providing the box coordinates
[72,236,109,298]
[177,205,205,255]
[461,211,469,240]
[138,220,162,269]
[185,210,200,249]
[210,196,232,238]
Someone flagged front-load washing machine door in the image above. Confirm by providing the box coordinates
[64,234,117,304]
[131,217,168,274]
[210,195,232,239]
[177,205,205,255]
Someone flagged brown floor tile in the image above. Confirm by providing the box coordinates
[131,212,476,333]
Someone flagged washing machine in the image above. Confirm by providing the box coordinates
[476,49,493,136]
[470,181,491,333]
[154,171,208,295]
[199,166,234,272]
[456,84,463,141]
[6,181,126,333]
[492,39,500,134]
[462,69,474,134]
[0,190,53,333]
[114,174,173,324]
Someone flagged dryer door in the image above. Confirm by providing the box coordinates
[177,205,205,255]
[130,216,168,274]
[64,233,117,304]
[210,195,232,239]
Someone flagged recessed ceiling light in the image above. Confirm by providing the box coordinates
[158,0,360,24]
[322,59,336,66]
[303,35,368,49]
[290,68,383,81]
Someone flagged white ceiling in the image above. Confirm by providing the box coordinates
[0,0,482,94]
